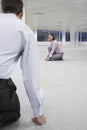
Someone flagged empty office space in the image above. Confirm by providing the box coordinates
[0,0,87,130]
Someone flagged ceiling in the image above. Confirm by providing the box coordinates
[0,0,87,32]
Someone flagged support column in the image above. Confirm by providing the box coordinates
[80,32,82,45]
[59,24,62,44]
[35,31,38,41]
[22,7,25,23]
[57,25,60,42]
[62,29,66,46]
[70,26,75,45]
[59,31,60,43]
[34,14,38,42]
[75,31,79,45]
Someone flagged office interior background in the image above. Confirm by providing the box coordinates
[25,0,87,45]
[22,0,87,45]
[0,0,87,45]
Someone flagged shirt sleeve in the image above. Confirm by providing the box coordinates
[49,42,57,57]
[21,31,43,117]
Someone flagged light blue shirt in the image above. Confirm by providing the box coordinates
[0,13,43,117]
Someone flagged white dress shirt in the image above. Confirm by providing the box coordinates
[0,13,43,117]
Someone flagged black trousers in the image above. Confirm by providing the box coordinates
[0,78,20,125]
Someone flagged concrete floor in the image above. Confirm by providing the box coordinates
[1,45,87,130]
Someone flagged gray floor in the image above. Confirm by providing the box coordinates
[1,45,87,130]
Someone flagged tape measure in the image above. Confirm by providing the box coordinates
[41,61,47,88]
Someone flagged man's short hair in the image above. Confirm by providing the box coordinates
[1,0,23,15]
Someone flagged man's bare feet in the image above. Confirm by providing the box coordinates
[32,115,46,125]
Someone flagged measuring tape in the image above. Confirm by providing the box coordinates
[41,61,47,88]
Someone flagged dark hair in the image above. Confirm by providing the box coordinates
[1,0,23,15]
[48,33,55,40]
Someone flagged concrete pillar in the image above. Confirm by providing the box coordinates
[70,26,75,45]
[75,31,79,45]
[62,29,66,46]
[34,15,38,42]
[58,25,62,44]
[59,31,60,43]
[80,32,82,45]
[22,7,25,23]
[35,31,37,41]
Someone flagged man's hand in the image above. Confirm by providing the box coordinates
[45,57,49,61]
[45,56,51,61]
[32,115,46,125]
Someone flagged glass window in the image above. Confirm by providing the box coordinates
[78,32,87,42]
[66,32,70,42]
[37,30,48,41]
[82,32,87,41]
[37,30,62,42]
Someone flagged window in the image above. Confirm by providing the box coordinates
[78,32,87,42]
[37,30,48,41]
[37,30,62,41]
[66,32,70,42]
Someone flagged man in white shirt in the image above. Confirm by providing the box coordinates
[0,0,46,126]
